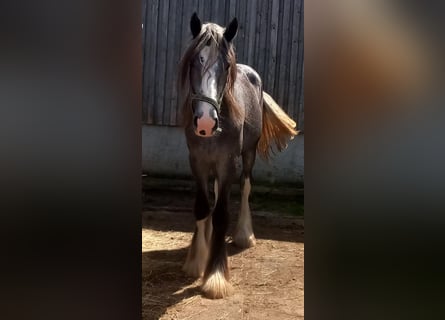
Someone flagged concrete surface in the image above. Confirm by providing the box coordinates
[142,124,304,185]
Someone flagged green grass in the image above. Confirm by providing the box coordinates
[142,176,304,217]
[250,192,304,217]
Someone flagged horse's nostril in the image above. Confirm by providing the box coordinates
[199,130,206,136]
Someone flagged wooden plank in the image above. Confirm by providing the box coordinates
[295,0,304,127]
[218,0,226,25]
[272,0,281,102]
[282,0,293,115]
[154,0,169,124]
[257,0,268,89]
[180,0,195,57]
[177,0,199,125]
[243,0,250,62]
[197,0,205,22]
[287,0,301,120]
[275,0,289,108]
[145,0,160,124]
[298,63,304,131]
[234,0,244,61]
[266,0,279,97]
[203,0,211,22]
[163,0,177,125]
[141,0,147,122]
[246,0,257,67]
[229,0,237,19]
[253,0,262,72]
[210,0,219,23]
[170,0,185,125]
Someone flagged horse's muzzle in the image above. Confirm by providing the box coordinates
[193,103,220,137]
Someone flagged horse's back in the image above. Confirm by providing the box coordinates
[236,64,262,90]
[235,64,263,153]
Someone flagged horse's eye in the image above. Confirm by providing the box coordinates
[199,56,205,64]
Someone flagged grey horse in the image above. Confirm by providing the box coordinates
[178,12,298,299]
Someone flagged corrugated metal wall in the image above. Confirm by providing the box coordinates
[142,0,304,131]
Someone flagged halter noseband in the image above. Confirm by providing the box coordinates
[190,93,222,113]
[190,82,226,114]
[190,70,228,115]
[190,83,226,134]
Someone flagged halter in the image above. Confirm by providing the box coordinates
[189,63,229,115]
[190,93,222,113]
[190,80,226,134]
[190,76,227,115]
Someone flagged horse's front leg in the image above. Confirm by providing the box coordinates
[201,161,235,299]
[183,160,212,278]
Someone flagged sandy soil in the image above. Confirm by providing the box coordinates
[142,189,304,320]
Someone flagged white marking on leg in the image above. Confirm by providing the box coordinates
[214,179,218,204]
[233,177,256,248]
[205,213,213,245]
[183,217,210,278]
[202,270,233,299]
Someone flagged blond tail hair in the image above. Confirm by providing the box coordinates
[257,91,299,160]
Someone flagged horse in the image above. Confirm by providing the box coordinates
[178,12,298,299]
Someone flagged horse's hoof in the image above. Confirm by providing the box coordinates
[233,231,256,248]
[202,272,233,299]
[201,271,233,299]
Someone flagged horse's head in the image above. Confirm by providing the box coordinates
[185,13,238,137]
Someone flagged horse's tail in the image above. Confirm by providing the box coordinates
[257,91,299,160]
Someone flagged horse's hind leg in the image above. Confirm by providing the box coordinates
[233,149,256,248]
[183,162,212,278]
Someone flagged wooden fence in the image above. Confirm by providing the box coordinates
[142,0,304,131]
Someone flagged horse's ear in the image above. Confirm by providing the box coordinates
[224,17,238,42]
[190,12,202,38]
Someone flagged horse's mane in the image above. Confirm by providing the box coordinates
[178,23,242,128]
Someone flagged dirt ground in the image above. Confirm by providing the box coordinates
[142,185,304,320]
